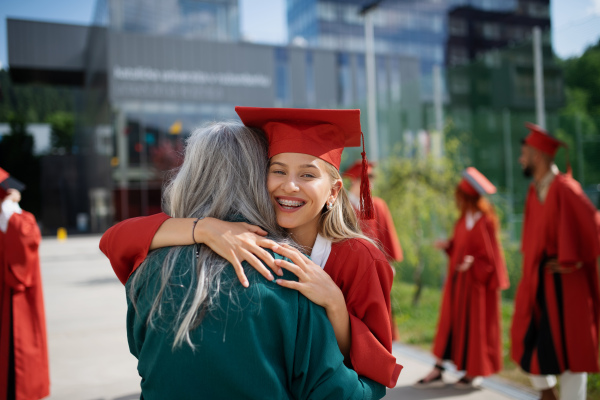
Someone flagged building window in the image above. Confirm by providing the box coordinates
[527,3,549,18]
[317,2,337,22]
[337,53,353,106]
[306,51,316,107]
[449,46,469,65]
[390,58,401,103]
[450,73,469,94]
[449,17,467,36]
[481,22,501,40]
[377,56,388,107]
[275,48,291,106]
[355,55,367,104]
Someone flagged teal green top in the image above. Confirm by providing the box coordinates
[126,245,385,400]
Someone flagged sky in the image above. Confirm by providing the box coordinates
[0,0,599,70]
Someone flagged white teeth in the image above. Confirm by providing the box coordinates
[278,199,305,207]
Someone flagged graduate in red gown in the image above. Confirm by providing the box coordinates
[342,161,403,263]
[511,123,600,400]
[343,160,403,341]
[415,167,509,389]
[101,107,402,388]
[0,168,50,400]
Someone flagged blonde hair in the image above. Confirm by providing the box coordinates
[318,162,373,243]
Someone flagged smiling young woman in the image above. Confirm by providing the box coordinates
[100,107,402,389]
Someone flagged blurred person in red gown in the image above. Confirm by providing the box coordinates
[343,160,403,341]
[415,167,509,389]
[0,167,49,400]
[511,123,600,400]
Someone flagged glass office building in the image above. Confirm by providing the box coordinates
[7,0,422,231]
[287,0,550,99]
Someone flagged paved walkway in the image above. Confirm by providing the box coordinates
[39,235,538,400]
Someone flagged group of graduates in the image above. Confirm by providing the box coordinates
[416,123,600,400]
[0,106,599,400]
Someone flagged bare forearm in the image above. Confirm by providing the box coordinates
[149,218,197,250]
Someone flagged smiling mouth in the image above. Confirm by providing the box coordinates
[276,198,306,210]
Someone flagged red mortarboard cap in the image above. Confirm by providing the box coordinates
[235,107,362,169]
[0,167,26,195]
[343,160,375,179]
[458,167,496,197]
[523,122,565,157]
[235,106,374,219]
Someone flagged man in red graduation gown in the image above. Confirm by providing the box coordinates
[511,123,600,400]
[0,168,50,400]
[343,160,403,341]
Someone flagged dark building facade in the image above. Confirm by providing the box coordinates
[446,1,551,66]
[7,12,421,232]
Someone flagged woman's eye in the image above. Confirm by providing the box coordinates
[301,173,316,178]
[270,169,285,175]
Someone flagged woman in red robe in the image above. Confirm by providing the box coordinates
[101,107,402,389]
[415,167,509,389]
[343,160,403,341]
[0,169,50,400]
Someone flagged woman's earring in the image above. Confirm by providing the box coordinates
[327,201,333,210]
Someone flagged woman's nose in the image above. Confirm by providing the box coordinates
[282,177,299,192]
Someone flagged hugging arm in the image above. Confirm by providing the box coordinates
[99,212,284,285]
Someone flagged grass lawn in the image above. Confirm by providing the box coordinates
[391,280,600,399]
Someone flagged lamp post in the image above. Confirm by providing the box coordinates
[360,1,383,161]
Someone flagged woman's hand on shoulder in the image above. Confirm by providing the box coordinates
[197,218,283,287]
[271,244,344,310]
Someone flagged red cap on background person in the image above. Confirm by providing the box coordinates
[458,167,496,197]
[0,167,26,198]
[523,122,566,157]
[343,160,375,180]
[522,122,571,174]
[235,106,374,219]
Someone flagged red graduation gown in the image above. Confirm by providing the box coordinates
[0,211,50,400]
[355,197,403,263]
[511,174,600,375]
[100,213,402,388]
[432,214,509,377]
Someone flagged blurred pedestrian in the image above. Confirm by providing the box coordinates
[123,122,385,398]
[343,160,403,341]
[415,167,509,389]
[511,123,600,400]
[0,168,49,400]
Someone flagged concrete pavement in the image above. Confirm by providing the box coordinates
[39,234,538,399]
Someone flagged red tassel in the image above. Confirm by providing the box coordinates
[359,133,374,220]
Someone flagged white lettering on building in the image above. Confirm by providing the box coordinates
[113,66,271,88]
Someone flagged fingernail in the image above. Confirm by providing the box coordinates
[267,272,274,281]
[243,280,249,287]
[272,244,279,250]
[276,269,284,276]
[274,259,281,265]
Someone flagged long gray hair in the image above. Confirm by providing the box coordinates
[129,121,288,349]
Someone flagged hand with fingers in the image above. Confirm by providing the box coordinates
[197,218,285,287]
[271,243,351,358]
[457,255,474,272]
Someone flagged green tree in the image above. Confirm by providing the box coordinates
[561,39,600,117]
[375,138,464,306]
[557,40,600,188]
[47,111,75,154]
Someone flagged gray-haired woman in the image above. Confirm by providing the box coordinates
[122,121,384,399]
